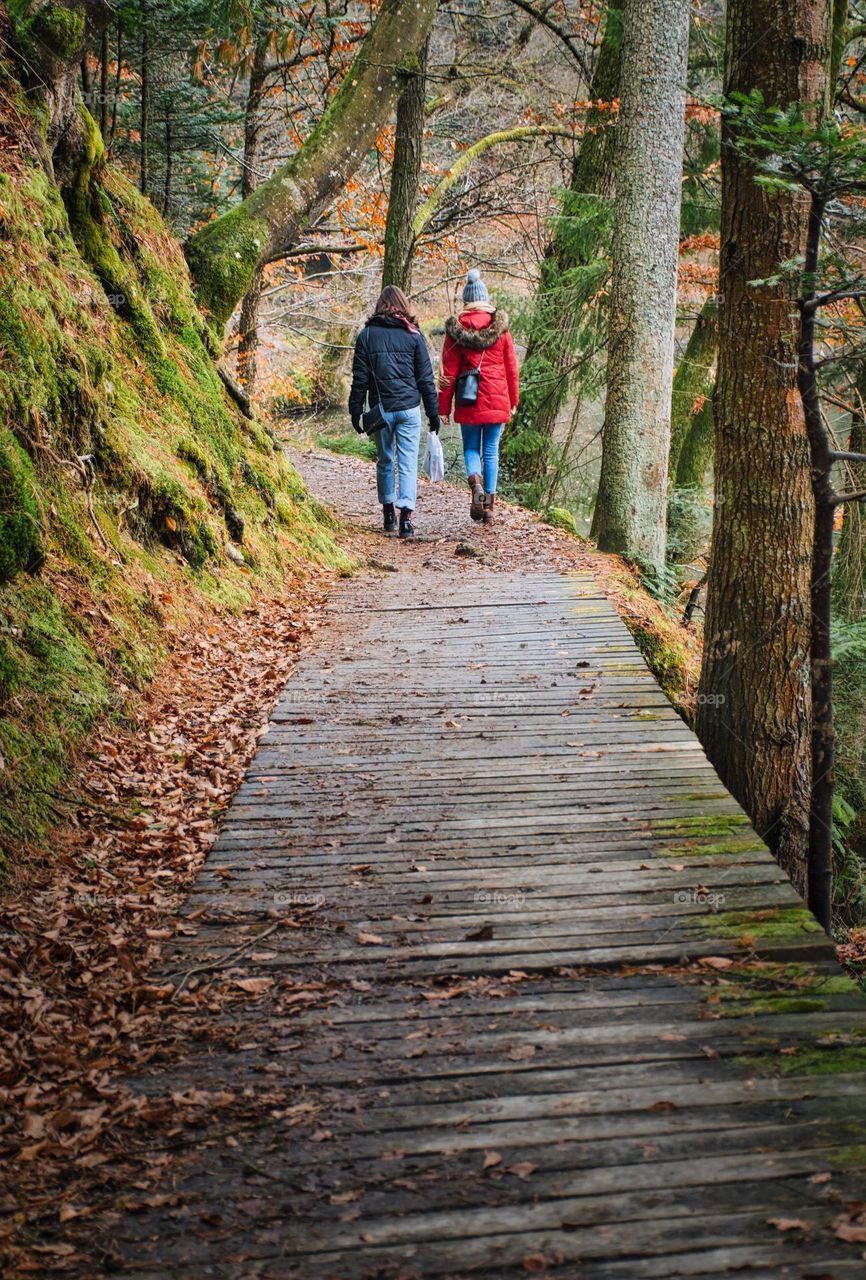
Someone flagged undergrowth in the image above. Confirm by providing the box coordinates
[0,99,352,856]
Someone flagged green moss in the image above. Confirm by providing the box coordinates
[0,106,354,852]
[0,433,42,583]
[658,834,767,859]
[631,623,693,709]
[651,814,753,841]
[829,1144,866,1167]
[14,2,85,65]
[543,506,580,535]
[184,204,270,328]
[742,1045,866,1077]
[691,905,825,941]
[62,108,164,358]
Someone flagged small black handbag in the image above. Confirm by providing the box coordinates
[362,362,387,434]
[455,352,484,407]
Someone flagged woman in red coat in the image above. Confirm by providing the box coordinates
[438,269,519,524]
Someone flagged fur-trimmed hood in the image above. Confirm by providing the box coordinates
[444,309,510,351]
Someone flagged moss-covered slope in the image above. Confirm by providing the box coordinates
[0,96,350,855]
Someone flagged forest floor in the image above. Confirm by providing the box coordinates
[3,448,866,1277]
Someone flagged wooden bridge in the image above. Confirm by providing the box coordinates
[117,564,866,1278]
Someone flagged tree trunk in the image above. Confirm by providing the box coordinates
[99,25,109,139]
[833,369,866,622]
[162,107,173,216]
[382,34,429,291]
[185,0,438,327]
[591,0,690,566]
[236,33,269,395]
[666,300,719,563]
[139,0,150,197]
[107,23,121,154]
[668,297,719,486]
[696,0,831,896]
[504,2,622,493]
[9,0,113,178]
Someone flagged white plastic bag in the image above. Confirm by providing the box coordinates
[423,431,445,482]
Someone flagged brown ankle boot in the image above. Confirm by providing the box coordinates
[468,474,484,521]
[482,493,495,525]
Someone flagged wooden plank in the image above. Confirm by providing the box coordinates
[112,568,866,1279]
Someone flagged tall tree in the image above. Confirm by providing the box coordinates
[185,0,438,326]
[591,0,690,566]
[696,0,832,895]
[834,372,866,623]
[139,0,150,197]
[236,31,269,395]
[503,1,622,495]
[382,34,429,292]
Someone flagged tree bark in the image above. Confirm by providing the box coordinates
[798,195,834,931]
[696,0,831,896]
[236,33,269,395]
[668,297,719,487]
[382,34,429,292]
[185,0,438,326]
[833,367,866,623]
[9,0,113,178]
[504,2,622,493]
[592,0,690,566]
[99,24,109,139]
[139,0,150,197]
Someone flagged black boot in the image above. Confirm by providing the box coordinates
[398,508,415,539]
[382,502,397,534]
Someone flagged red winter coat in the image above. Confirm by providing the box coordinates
[438,308,520,426]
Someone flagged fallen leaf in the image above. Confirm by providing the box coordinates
[465,924,494,941]
[232,977,273,994]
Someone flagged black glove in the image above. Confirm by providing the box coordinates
[429,418,441,435]
[352,416,363,435]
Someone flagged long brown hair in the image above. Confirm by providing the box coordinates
[373,285,418,326]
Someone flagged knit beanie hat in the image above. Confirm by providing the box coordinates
[463,268,489,304]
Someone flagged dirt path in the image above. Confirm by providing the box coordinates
[6,451,866,1278]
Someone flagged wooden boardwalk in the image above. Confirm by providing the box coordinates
[118,568,866,1278]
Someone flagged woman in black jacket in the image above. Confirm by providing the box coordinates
[349,286,440,539]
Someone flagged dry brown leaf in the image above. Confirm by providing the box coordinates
[232,977,273,994]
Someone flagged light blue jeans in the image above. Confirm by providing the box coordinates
[461,423,504,494]
[375,405,423,510]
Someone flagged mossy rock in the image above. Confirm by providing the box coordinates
[543,506,579,535]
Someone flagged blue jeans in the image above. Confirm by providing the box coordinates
[461,423,504,494]
[375,405,423,510]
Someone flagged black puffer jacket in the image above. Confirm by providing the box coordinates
[349,315,439,427]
